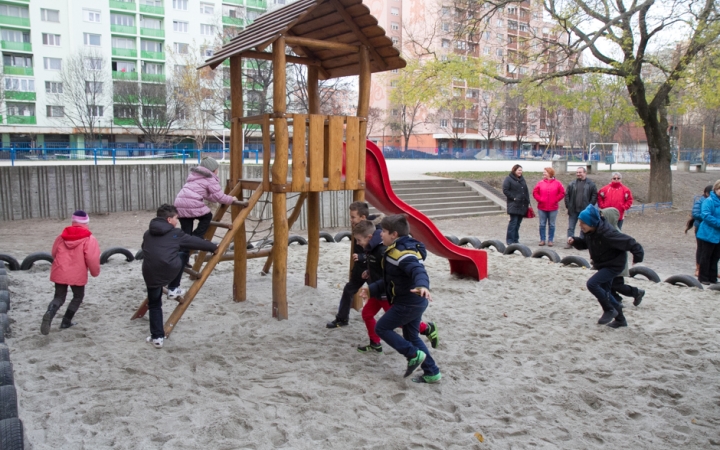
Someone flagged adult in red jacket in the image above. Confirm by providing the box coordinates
[532,167,566,246]
[598,172,633,229]
[41,210,101,335]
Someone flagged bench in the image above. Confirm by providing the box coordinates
[551,159,598,174]
[676,161,706,173]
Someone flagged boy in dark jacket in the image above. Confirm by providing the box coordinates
[568,205,644,328]
[353,219,438,354]
[141,204,218,348]
[361,215,441,383]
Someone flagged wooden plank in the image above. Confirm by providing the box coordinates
[284,36,359,53]
[357,45,370,186]
[307,114,325,192]
[305,192,320,287]
[291,114,307,191]
[328,0,387,69]
[344,116,360,190]
[326,115,344,190]
[262,115,271,192]
[230,55,248,302]
[239,50,321,66]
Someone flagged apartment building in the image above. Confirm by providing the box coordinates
[0,0,276,148]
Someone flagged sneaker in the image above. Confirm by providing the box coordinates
[167,287,184,300]
[422,322,439,349]
[564,244,572,249]
[326,319,349,329]
[607,318,628,328]
[357,342,383,353]
[404,350,426,378]
[597,309,618,325]
[146,336,164,349]
[40,305,58,336]
[633,289,645,307]
[412,372,442,384]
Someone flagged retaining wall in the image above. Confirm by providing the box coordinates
[0,164,353,230]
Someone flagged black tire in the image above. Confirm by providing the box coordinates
[0,267,4,276]
[0,386,18,420]
[0,255,19,271]
[0,362,12,387]
[0,304,6,315]
[0,276,6,291]
[629,266,661,283]
[134,249,144,260]
[288,235,308,246]
[458,237,482,248]
[100,247,134,264]
[479,240,506,253]
[664,274,704,289]
[20,252,53,270]
[531,248,561,263]
[0,344,8,362]
[708,283,720,291]
[0,315,7,336]
[334,231,352,242]
[560,255,591,268]
[503,243,532,257]
[444,235,460,245]
[0,418,24,450]
[0,291,7,308]
[319,231,335,243]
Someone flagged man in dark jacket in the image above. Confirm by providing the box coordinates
[564,167,598,247]
[141,204,218,348]
[568,205,644,328]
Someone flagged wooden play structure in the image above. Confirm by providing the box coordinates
[132,0,406,336]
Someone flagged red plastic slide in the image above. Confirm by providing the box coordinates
[363,140,487,280]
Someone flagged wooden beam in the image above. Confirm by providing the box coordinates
[328,0,387,69]
[285,30,332,80]
[284,35,359,53]
[239,50,321,66]
[230,54,247,303]
[306,65,320,288]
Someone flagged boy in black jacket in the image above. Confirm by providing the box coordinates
[360,215,441,383]
[141,204,218,348]
[568,204,644,328]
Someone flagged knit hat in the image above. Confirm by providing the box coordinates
[71,210,89,224]
[578,204,600,228]
[199,156,219,172]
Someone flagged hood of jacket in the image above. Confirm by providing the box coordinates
[189,166,214,179]
[369,213,385,227]
[60,225,92,249]
[600,207,621,231]
[393,235,427,260]
[148,217,176,236]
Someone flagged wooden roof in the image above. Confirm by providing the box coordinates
[201,0,406,79]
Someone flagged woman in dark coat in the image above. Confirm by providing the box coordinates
[502,164,530,245]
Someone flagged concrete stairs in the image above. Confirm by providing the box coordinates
[369,179,504,219]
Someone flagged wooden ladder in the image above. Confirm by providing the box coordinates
[130,184,265,338]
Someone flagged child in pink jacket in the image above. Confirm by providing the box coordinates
[41,210,101,335]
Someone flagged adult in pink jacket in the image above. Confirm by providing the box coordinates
[41,210,101,335]
[532,167,566,246]
[597,172,633,230]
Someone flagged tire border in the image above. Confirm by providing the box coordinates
[19,252,53,271]
[100,247,135,264]
[503,243,532,257]
[664,274,704,289]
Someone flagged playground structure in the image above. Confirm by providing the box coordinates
[131,0,488,337]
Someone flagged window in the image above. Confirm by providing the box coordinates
[141,17,162,29]
[88,105,104,117]
[200,2,214,14]
[142,62,163,74]
[40,8,58,22]
[508,20,518,30]
[174,64,187,75]
[453,88,461,97]
[391,37,399,45]
[507,7,517,14]
[483,31,491,40]
[84,33,101,46]
[390,7,399,15]
[115,105,136,119]
[46,81,63,93]
[391,22,399,30]
[390,80,398,87]
[173,0,188,9]
[441,39,450,48]
[3,54,31,68]
[441,22,450,32]
[201,46,213,57]
[519,23,527,32]
[200,24,215,35]
[391,109,398,116]
[111,14,135,26]
[1,4,29,19]
[440,119,448,127]
[174,42,189,54]
[112,37,135,49]
[41,33,61,46]
[456,41,467,50]
[2,30,29,43]
[142,40,163,52]
[112,60,136,72]
[84,58,102,70]
[466,89,478,98]
[4,77,34,92]
[84,9,100,22]
[496,48,503,56]
[520,9,528,18]
[173,21,188,32]
[142,0,162,6]
[6,103,34,117]
[44,57,62,70]
[47,106,64,117]
[85,81,103,94]
[483,46,490,55]
[453,119,464,128]
[497,19,504,27]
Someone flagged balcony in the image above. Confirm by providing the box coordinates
[141,50,165,60]
[113,94,138,103]
[246,0,266,9]
[0,15,30,27]
[0,41,31,52]
[140,27,164,38]
[7,115,36,125]
[112,48,138,58]
[112,70,139,80]
[3,66,33,76]
[223,0,243,4]
[140,4,164,15]
[222,16,244,27]
[5,91,35,101]
[109,0,136,11]
[141,73,165,83]
[114,117,135,126]
[111,24,137,35]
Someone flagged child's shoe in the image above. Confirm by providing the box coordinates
[597,309,618,325]
[167,287,184,300]
[422,322,439,349]
[607,318,628,328]
[404,350,426,377]
[357,342,383,353]
[146,336,164,349]
[633,289,645,306]
[326,318,349,329]
[40,304,59,335]
[412,372,442,384]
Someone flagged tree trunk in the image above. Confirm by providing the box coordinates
[644,117,673,203]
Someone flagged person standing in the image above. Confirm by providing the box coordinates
[502,164,530,245]
[696,181,720,285]
[597,172,633,229]
[564,167,598,248]
[532,167,565,246]
[687,185,713,277]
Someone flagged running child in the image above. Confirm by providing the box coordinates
[600,207,645,308]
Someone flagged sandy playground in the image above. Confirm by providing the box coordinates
[0,207,719,449]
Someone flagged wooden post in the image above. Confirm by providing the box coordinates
[230,54,248,302]
[306,66,321,287]
[271,36,290,320]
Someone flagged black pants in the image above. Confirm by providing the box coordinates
[611,277,639,300]
[147,285,165,339]
[169,212,213,289]
[697,239,720,283]
[336,264,366,322]
[50,284,85,317]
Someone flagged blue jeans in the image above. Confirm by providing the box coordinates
[538,209,558,242]
[147,286,165,339]
[375,299,439,376]
[506,214,523,245]
[586,267,623,311]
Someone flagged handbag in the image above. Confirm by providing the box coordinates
[525,205,536,219]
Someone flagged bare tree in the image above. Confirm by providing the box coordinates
[113,79,183,144]
[365,107,385,139]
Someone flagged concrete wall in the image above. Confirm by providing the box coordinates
[0,164,353,231]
